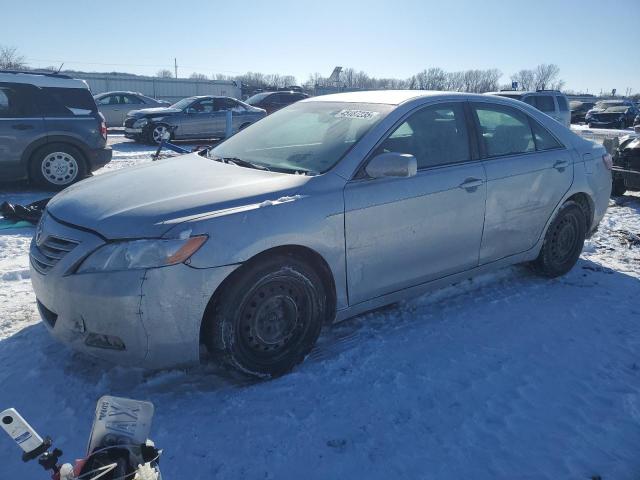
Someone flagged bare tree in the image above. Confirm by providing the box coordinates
[511,64,564,91]
[189,72,208,80]
[533,63,563,90]
[0,46,27,70]
[511,69,535,90]
[156,69,174,78]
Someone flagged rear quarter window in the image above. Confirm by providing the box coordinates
[40,87,98,116]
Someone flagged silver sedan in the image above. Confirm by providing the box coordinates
[30,91,612,377]
[94,91,170,127]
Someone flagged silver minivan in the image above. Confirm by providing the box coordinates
[487,90,571,127]
[30,90,611,377]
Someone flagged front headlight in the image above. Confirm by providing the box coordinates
[77,236,207,274]
[133,118,148,128]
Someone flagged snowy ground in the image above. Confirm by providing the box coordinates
[1,135,640,479]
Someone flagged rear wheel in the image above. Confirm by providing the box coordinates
[205,254,326,377]
[30,143,87,190]
[532,202,586,278]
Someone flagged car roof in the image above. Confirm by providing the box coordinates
[0,71,89,89]
[95,90,144,96]
[304,90,475,105]
[486,90,563,96]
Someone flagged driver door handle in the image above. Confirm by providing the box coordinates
[553,160,569,171]
[458,178,484,191]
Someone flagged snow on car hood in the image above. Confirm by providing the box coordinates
[47,153,309,239]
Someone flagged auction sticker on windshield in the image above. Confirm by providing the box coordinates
[335,110,380,120]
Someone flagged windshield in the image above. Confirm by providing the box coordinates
[603,106,628,113]
[209,101,393,174]
[597,101,624,108]
[170,97,197,110]
[245,92,271,105]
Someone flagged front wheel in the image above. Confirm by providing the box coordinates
[147,124,171,145]
[30,143,87,190]
[205,254,326,377]
[532,202,586,278]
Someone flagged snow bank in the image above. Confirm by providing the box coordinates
[1,137,640,479]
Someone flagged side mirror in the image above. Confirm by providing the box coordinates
[365,152,417,179]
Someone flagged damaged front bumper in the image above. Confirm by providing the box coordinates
[29,213,238,369]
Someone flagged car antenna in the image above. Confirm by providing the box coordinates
[55,63,64,74]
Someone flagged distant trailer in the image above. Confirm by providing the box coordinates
[73,72,241,102]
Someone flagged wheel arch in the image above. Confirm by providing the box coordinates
[24,138,89,180]
[565,191,594,234]
[199,244,338,348]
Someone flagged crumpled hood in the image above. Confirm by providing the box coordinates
[127,107,182,117]
[47,153,309,239]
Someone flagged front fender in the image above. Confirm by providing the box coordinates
[165,173,349,309]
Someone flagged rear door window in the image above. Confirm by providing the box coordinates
[0,82,39,117]
[473,103,535,157]
[376,102,471,169]
[214,98,240,111]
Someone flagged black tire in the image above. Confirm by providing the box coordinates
[146,124,171,145]
[611,177,626,197]
[29,143,87,190]
[532,201,586,278]
[205,254,326,377]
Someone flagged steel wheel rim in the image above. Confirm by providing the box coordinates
[41,152,79,185]
[237,276,312,363]
[550,214,579,264]
[152,125,168,143]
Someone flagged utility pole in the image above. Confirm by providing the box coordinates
[174,58,178,79]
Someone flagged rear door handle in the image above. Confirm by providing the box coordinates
[553,160,569,171]
[11,124,34,130]
[458,178,484,191]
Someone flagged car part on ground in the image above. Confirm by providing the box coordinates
[0,198,50,224]
[30,90,612,378]
[124,95,266,144]
[1,396,161,480]
[0,71,112,189]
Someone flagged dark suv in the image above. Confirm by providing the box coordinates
[0,71,111,189]
[244,91,308,114]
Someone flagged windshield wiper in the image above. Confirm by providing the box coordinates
[209,153,270,171]
[223,157,270,171]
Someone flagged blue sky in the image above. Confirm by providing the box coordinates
[3,0,639,93]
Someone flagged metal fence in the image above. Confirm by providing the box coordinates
[74,72,242,102]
